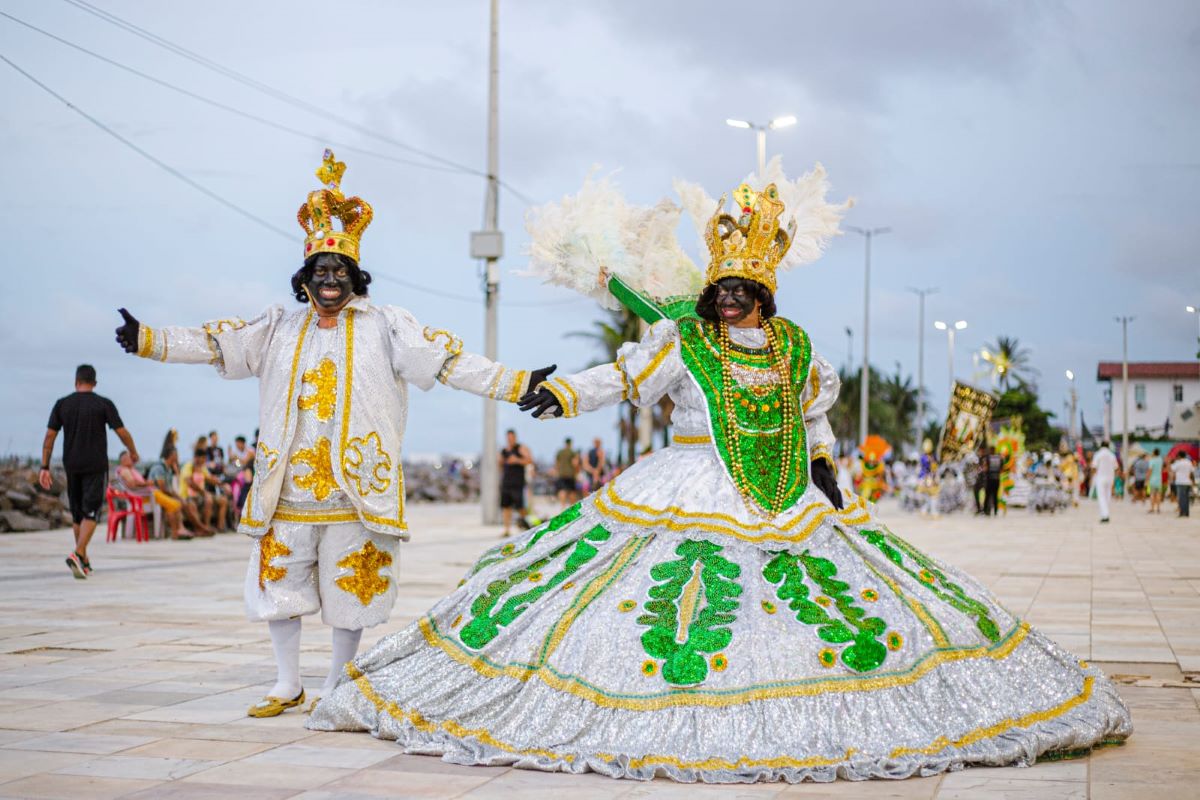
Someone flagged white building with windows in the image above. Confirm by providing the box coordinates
[1096,362,1200,439]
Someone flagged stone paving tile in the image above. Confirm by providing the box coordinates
[3,732,157,755]
[0,773,161,799]
[0,499,1197,798]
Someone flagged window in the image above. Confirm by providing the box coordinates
[1134,383,1146,410]
[1174,384,1184,403]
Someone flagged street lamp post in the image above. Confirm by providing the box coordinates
[934,320,968,401]
[847,226,891,444]
[907,286,938,453]
[725,115,797,175]
[1115,316,1134,458]
[1187,305,1200,381]
[1065,369,1078,446]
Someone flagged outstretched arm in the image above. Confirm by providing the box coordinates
[384,306,554,401]
[801,353,843,509]
[114,306,283,379]
[519,319,683,419]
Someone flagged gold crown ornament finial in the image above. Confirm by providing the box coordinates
[297,149,373,262]
[703,182,796,294]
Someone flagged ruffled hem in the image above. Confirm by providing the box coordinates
[310,664,1129,783]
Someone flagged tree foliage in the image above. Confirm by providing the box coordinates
[993,387,1061,451]
[829,363,924,454]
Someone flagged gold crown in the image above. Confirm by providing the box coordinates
[703,183,796,294]
[297,149,373,262]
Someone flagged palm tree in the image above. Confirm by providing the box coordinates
[829,364,921,454]
[567,307,647,465]
[981,336,1040,391]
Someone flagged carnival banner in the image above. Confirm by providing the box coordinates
[938,381,998,462]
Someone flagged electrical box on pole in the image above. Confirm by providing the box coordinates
[471,231,504,260]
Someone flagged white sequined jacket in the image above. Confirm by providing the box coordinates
[537,319,839,465]
[135,295,529,538]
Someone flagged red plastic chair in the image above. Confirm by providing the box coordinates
[106,485,149,542]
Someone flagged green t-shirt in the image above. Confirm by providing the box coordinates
[555,447,578,479]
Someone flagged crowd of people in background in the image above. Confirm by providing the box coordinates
[111,428,259,540]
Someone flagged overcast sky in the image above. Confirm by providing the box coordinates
[2,0,1198,463]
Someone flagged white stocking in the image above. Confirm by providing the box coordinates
[267,618,303,699]
[323,627,363,696]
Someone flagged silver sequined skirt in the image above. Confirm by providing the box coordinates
[308,446,1132,783]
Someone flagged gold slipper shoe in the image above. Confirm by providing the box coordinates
[247,689,305,718]
[306,696,321,714]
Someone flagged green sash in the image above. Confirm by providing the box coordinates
[676,316,813,515]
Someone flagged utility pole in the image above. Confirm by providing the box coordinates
[846,226,891,444]
[1116,315,1134,458]
[724,116,796,175]
[907,286,938,453]
[472,0,502,525]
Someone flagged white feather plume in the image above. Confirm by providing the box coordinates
[521,159,849,308]
[523,171,701,307]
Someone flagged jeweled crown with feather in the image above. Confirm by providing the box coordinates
[298,149,373,263]
[704,183,795,294]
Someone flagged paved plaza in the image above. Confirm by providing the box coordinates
[0,496,1198,799]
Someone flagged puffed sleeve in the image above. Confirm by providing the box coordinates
[537,319,683,419]
[382,306,531,401]
[135,305,284,380]
[800,352,839,465]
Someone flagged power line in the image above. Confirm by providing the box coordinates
[56,0,537,206]
[0,52,295,241]
[0,52,576,308]
[0,11,466,176]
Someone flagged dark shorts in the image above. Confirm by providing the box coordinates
[499,484,525,510]
[1134,479,1146,492]
[67,470,107,524]
[555,477,577,493]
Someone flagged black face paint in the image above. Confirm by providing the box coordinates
[713,277,759,324]
[306,254,354,311]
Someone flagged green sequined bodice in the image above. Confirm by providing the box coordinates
[676,317,813,515]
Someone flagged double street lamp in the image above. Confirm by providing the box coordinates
[726,115,797,175]
[1065,369,1078,446]
[934,320,968,400]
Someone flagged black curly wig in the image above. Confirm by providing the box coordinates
[694,278,776,323]
[290,253,372,303]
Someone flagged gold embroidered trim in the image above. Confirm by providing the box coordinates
[416,616,1030,709]
[506,369,530,404]
[854,548,951,648]
[633,339,675,396]
[242,312,313,530]
[257,527,290,590]
[298,358,337,421]
[422,327,464,357]
[889,676,1094,758]
[339,310,406,531]
[551,378,579,416]
[271,504,359,524]
[348,662,578,763]
[672,434,712,446]
[343,431,393,496]
[136,325,154,358]
[539,381,577,419]
[612,361,631,401]
[335,539,393,605]
[204,318,247,335]
[802,364,821,414]
[354,623,1084,770]
[290,436,339,501]
[593,482,870,542]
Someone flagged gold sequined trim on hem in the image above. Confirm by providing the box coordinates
[352,623,1092,766]
[417,613,1031,709]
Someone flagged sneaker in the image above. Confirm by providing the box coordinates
[65,553,86,580]
[1100,518,1110,524]
[78,553,92,575]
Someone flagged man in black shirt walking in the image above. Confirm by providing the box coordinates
[38,364,139,579]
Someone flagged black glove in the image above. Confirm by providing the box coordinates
[518,387,562,418]
[812,457,843,510]
[115,308,141,354]
[517,365,561,418]
[528,364,556,390]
